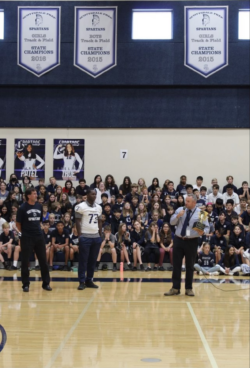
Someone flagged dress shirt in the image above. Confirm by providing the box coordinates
[170,206,210,238]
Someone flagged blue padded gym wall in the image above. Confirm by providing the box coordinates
[0,1,249,128]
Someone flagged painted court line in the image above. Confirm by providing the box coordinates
[187,302,218,368]
[44,284,101,368]
[0,299,247,304]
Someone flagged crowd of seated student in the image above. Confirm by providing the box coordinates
[0,173,250,275]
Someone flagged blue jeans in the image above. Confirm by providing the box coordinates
[194,264,221,274]
[78,236,102,283]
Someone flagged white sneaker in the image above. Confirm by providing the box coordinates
[229,272,234,276]
[209,271,219,276]
[199,271,203,276]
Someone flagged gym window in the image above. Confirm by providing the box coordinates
[132,10,173,40]
[238,10,250,39]
[0,10,4,40]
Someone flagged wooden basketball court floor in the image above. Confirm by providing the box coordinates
[0,269,249,368]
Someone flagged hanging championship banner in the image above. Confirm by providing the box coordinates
[14,139,45,180]
[184,6,228,78]
[0,139,6,180]
[18,6,61,77]
[74,7,117,78]
[53,139,85,181]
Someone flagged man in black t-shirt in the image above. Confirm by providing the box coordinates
[16,188,51,292]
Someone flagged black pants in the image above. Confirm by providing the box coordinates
[20,235,50,288]
[144,247,160,263]
[78,236,102,283]
[172,236,198,290]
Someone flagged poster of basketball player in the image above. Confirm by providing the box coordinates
[0,139,6,180]
[53,139,84,181]
[14,139,45,180]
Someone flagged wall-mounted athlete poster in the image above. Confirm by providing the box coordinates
[14,139,45,180]
[53,139,84,181]
[0,139,6,180]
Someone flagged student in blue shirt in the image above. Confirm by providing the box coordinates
[229,225,246,263]
[215,212,231,243]
[240,206,250,231]
[148,211,163,229]
[176,175,187,195]
[229,214,245,237]
[206,203,217,224]
[147,178,160,195]
[222,175,237,194]
[144,221,160,271]
[200,186,208,203]
[120,202,134,230]
[194,242,221,275]
[210,229,227,264]
[193,189,206,209]
[119,176,132,196]
[104,175,119,197]
[218,247,241,275]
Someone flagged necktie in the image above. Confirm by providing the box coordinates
[181,210,191,237]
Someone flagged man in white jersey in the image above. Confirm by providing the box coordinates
[75,189,102,290]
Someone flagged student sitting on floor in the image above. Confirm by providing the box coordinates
[218,247,241,276]
[194,242,221,276]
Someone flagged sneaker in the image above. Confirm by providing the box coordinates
[153,267,158,271]
[145,267,152,272]
[132,266,137,271]
[23,286,29,293]
[181,266,186,272]
[166,265,173,271]
[63,265,68,271]
[94,266,99,272]
[209,271,219,276]
[85,281,99,289]
[164,288,180,296]
[199,271,203,276]
[10,266,19,270]
[158,266,165,271]
[185,289,195,297]
[229,272,234,276]
[35,265,40,271]
[234,272,240,276]
[127,263,133,270]
[77,282,86,290]
[112,265,117,272]
[140,264,145,270]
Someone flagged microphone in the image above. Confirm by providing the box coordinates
[183,206,186,210]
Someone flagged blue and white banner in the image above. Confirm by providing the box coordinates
[0,139,6,180]
[53,139,85,181]
[18,7,61,77]
[74,7,117,78]
[184,6,228,78]
[14,139,45,180]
